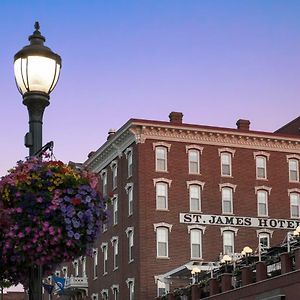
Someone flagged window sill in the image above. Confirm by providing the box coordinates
[93,276,98,280]
[113,267,119,271]
[156,256,170,260]
[155,170,169,173]
[190,210,202,213]
[103,272,108,276]
[222,212,234,215]
[221,175,233,178]
[188,172,201,175]
[156,209,169,211]
[129,259,134,264]
[256,178,268,181]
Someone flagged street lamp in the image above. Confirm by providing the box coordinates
[191,266,201,284]
[13,22,61,300]
[14,21,61,156]
[241,246,253,265]
[221,254,232,273]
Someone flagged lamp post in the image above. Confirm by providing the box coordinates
[13,22,61,300]
[191,266,201,284]
[221,254,232,273]
[241,246,253,265]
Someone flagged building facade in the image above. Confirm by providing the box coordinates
[48,112,300,300]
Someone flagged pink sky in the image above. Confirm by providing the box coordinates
[0,0,299,177]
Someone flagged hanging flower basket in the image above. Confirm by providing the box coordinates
[0,157,109,286]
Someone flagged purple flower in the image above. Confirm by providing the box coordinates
[67,230,74,238]
[74,233,81,240]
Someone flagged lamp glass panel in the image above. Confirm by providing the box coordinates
[14,56,60,94]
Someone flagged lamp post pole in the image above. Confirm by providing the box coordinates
[14,22,61,300]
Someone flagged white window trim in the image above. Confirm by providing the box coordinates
[124,146,133,158]
[100,169,107,179]
[101,243,108,275]
[153,222,173,232]
[100,289,108,298]
[219,183,237,192]
[286,154,300,161]
[256,190,269,217]
[72,259,79,277]
[220,152,233,177]
[91,293,99,300]
[289,192,300,219]
[187,225,206,234]
[126,227,134,262]
[218,148,236,157]
[111,236,119,270]
[126,277,135,287]
[62,266,68,278]
[186,180,205,189]
[220,227,238,236]
[255,186,272,195]
[155,181,169,211]
[189,228,203,259]
[92,248,98,279]
[256,229,274,238]
[188,184,202,213]
[111,284,120,292]
[288,157,300,182]
[153,178,172,187]
[112,194,118,225]
[186,144,204,153]
[125,182,134,192]
[253,151,270,160]
[153,142,171,151]
[288,188,300,195]
[110,160,118,169]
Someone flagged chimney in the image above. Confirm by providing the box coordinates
[107,129,116,140]
[169,111,183,124]
[236,119,250,131]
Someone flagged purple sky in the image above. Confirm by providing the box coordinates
[0,0,300,176]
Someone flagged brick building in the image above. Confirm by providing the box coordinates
[49,112,300,300]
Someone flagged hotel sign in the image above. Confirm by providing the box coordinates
[180,213,300,230]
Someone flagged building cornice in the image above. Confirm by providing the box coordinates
[130,122,300,153]
[84,120,300,173]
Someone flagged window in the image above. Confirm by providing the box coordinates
[156,182,168,210]
[188,149,200,174]
[101,170,108,196]
[92,248,98,279]
[289,159,299,182]
[257,190,268,216]
[101,290,108,300]
[101,243,108,275]
[290,193,300,218]
[126,228,134,262]
[259,233,270,251]
[222,187,233,214]
[156,227,169,258]
[111,285,119,300]
[102,202,108,232]
[190,229,202,259]
[223,231,234,255]
[81,256,86,277]
[256,156,267,179]
[126,184,133,216]
[113,195,118,225]
[111,237,119,270]
[156,146,167,172]
[73,260,79,277]
[127,149,133,177]
[62,266,68,277]
[221,152,232,176]
[189,185,201,212]
[126,279,135,300]
[91,293,99,300]
[111,162,118,189]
